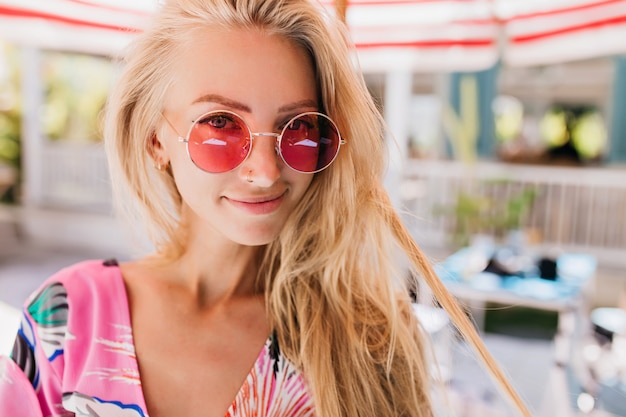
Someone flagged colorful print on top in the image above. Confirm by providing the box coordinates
[0,259,315,416]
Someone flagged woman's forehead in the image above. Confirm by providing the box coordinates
[163,27,318,117]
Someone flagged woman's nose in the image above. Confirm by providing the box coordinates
[239,134,281,187]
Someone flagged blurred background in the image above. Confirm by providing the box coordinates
[0,0,625,416]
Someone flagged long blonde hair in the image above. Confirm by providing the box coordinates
[104,0,532,416]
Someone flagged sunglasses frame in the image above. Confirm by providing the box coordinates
[163,109,346,174]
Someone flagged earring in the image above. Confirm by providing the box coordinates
[154,161,165,171]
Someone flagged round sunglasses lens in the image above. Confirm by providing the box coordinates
[187,112,250,173]
[280,113,340,173]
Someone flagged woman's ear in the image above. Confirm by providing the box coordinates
[148,132,169,169]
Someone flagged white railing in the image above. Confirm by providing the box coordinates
[400,159,626,267]
[31,145,626,266]
[40,142,112,213]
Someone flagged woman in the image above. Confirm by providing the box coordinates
[0,0,531,416]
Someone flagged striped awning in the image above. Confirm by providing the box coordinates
[325,0,500,72]
[1,0,626,71]
[497,0,626,67]
[0,0,154,56]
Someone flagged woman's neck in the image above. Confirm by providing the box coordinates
[144,234,263,310]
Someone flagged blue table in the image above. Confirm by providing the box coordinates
[436,247,597,314]
[435,247,597,367]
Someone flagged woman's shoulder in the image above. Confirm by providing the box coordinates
[27,258,123,304]
[14,258,126,363]
[45,258,121,283]
[10,258,144,416]
[22,259,128,337]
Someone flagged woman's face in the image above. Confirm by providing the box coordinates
[158,28,317,247]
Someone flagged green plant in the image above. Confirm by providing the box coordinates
[42,51,112,142]
[435,181,537,248]
[495,188,537,233]
[0,44,21,203]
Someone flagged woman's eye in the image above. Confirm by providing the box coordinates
[286,117,314,132]
[287,119,302,131]
[196,114,241,130]
[208,115,229,128]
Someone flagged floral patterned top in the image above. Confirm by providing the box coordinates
[0,259,315,417]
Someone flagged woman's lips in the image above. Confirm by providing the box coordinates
[226,192,286,215]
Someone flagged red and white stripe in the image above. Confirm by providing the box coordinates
[1,0,626,69]
[497,0,626,66]
[0,0,155,56]
[0,0,499,71]
[324,0,499,71]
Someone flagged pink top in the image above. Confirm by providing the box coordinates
[0,259,315,416]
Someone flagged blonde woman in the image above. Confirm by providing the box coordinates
[0,0,531,416]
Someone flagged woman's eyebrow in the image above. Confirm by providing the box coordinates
[278,99,318,113]
[192,93,251,113]
[192,94,317,115]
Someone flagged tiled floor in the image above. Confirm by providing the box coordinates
[0,240,623,416]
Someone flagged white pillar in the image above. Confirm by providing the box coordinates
[20,47,44,207]
[383,71,413,209]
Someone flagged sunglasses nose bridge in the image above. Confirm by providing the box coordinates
[250,132,280,153]
[247,131,281,158]
[251,132,280,139]
[252,132,280,139]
